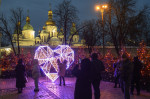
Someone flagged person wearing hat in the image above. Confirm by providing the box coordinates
[119,53,134,99]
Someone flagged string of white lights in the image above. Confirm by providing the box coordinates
[34,45,74,82]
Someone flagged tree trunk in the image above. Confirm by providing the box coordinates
[17,27,20,57]
[64,20,67,45]
[9,35,16,56]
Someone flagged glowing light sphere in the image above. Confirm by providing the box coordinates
[34,45,74,82]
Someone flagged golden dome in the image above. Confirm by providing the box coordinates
[38,30,41,34]
[23,16,33,30]
[60,28,63,32]
[46,20,55,26]
[72,23,76,27]
[43,26,46,30]
[26,16,30,23]
[45,9,55,26]
[48,10,53,16]
[23,23,33,30]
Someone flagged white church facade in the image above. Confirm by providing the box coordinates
[12,6,84,47]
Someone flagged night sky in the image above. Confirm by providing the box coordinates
[0,0,150,36]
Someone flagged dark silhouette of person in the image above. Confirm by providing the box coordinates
[91,53,105,99]
[119,54,134,99]
[15,59,26,93]
[130,56,142,95]
[57,59,67,86]
[113,59,120,88]
[72,58,92,99]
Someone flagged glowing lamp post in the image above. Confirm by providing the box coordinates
[95,4,108,57]
[96,5,108,21]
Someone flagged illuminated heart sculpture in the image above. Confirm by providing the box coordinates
[34,45,74,82]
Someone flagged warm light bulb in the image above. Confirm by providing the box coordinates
[102,4,108,9]
[102,5,105,8]
[96,6,100,11]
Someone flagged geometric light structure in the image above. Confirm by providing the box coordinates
[34,45,74,82]
[54,45,74,69]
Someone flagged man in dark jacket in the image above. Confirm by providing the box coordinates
[130,56,142,95]
[119,54,134,99]
[91,53,105,99]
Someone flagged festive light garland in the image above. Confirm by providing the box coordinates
[34,45,74,82]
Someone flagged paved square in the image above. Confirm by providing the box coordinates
[0,77,150,99]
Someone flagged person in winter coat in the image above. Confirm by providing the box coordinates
[15,59,26,93]
[32,59,40,92]
[119,53,134,99]
[130,56,142,95]
[91,53,105,99]
[57,59,67,86]
[72,58,92,99]
[113,59,121,88]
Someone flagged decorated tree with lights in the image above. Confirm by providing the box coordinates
[137,41,150,77]
[120,47,131,58]
[0,50,33,71]
[103,50,114,72]
[137,41,147,62]
[137,41,150,91]
[0,52,17,70]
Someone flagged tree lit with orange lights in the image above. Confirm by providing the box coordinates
[103,50,114,72]
[137,41,150,77]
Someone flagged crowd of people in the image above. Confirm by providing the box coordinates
[14,52,143,99]
[113,54,142,99]
[72,53,105,99]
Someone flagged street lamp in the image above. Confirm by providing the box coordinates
[95,4,108,57]
[96,4,108,21]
